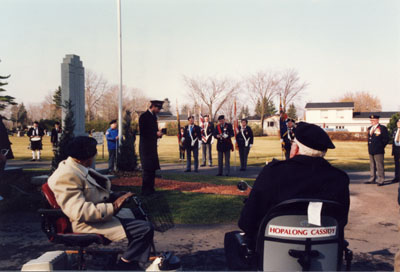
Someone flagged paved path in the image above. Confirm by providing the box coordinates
[6,160,396,184]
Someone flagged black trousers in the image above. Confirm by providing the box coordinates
[202,143,212,165]
[218,150,231,175]
[118,217,154,263]
[394,152,400,181]
[238,146,250,170]
[179,146,185,160]
[108,149,116,171]
[186,147,199,171]
[142,170,155,195]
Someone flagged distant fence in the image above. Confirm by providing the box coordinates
[326,132,368,141]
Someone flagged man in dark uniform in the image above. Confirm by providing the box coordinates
[238,122,350,243]
[0,115,14,172]
[200,115,214,167]
[178,127,185,161]
[51,121,62,154]
[139,100,164,196]
[236,119,254,171]
[365,115,389,186]
[182,116,201,172]
[282,118,296,160]
[392,119,400,183]
[213,115,234,176]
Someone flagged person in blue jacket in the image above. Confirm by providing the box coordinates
[106,120,119,173]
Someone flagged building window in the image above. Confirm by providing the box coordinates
[336,110,345,119]
[268,121,274,127]
[320,110,328,119]
[335,125,345,130]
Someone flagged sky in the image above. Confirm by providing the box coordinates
[1,0,399,112]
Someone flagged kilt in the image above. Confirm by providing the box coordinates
[30,140,43,150]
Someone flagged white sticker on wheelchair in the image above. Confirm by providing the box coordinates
[308,201,323,226]
[268,225,336,238]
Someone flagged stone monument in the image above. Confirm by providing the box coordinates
[61,55,85,136]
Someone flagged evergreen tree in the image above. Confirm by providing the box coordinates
[117,110,137,171]
[53,86,62,108]
[255,98,277,117]
[266,100,277,116]
[51,100,75,173]
[17,103,28,128]
[0,74,17,111]
[287,103,298,119]
[239,105,250,118]
[388,113,400,144]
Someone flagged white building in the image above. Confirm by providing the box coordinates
[305,102,398,132]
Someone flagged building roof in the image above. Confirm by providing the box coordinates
[353,111,399,119]
[305,102,354,109]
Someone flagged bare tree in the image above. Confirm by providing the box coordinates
[97,85,131,121]
[221,97,242,123]
[278,69,308,112]
[244,71,280,131]
[85,70,108,122]
[334,91,382,112]
[183,75,239,122]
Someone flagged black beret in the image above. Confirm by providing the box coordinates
[150,100,164,109]
[241,118,248,123]
[295,122,335,151]
[218,115,225,120]
[369,115,380,119]
[188,115,194,120]
[67,136,98,160]
[203,114,209,118]
[109,119,117,125]
[286,118,295,123]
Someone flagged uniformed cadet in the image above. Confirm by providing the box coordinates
[282,118,296,160]
[139,100,164,196]
[238,122,350,243]
[200,115,214,167]
[213,115,234,176]
[178,127,185,160]
[27,121,44,161]
[365,115,389,186]
[236,119,254,171]
[182,116,202,172]
[392,119,400,183]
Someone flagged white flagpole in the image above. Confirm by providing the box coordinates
[117,0,123,146]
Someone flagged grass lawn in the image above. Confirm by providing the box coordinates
[8,135,394,171]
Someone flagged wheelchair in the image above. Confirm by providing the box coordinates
[225,199,353,271]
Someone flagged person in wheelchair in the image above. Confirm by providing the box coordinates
[48,136,154,270]
[238,122,350,249]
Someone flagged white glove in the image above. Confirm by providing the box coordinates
[223,134,228,139]
[181,137,185,142]
[280,139,283,143]
[249,144,253,148]
[198,141,202,149]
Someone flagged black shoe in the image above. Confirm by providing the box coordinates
[184,169,191,172]
[115,259,142,270]
[209,164,212,167]
[216,173,222,176]
[364,180,376,184]
[200,164,206,167]
[391,179,399,183]
[225,174,229,176]
[377,183,384,186]
[141,189,155,196]
[194,169,198,173]
[30,159,36,161]
[239,168,245,171]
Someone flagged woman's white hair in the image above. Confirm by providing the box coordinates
[294,138,326,157]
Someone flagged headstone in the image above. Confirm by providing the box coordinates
[61,55,85,136]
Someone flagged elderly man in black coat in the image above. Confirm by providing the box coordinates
[213,115,234,176]
[238,122,350,243]
[392,119,400,183]
[139,100,164,196]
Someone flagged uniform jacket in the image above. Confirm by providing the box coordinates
[48,157,131,241]
[27,127,44,140]
[0,116,14,159]
[213,123,234,152]
[183,124,202,150]
[393,128,400,157]
[367,124,389,155]
[106,128,119,150]
[201,122,214,144]
[139,110,160,171]
[236,125,254,148]
[238,155,350,237]
[283,127,296,149]
[51,128,62,145]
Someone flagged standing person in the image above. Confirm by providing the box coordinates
[182,116,201,172]
[0,115,14,172]
[392,119,400,183]
[50,122,62,151]
[139,100,164,196]
[200,115,214,167]
[282,118,296,160]
[213,115,234,176]
[106,120,119,173]
[236,119,254,171]
[178,127,185,161]
[27,121,44,161]
[365,115,389,186]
